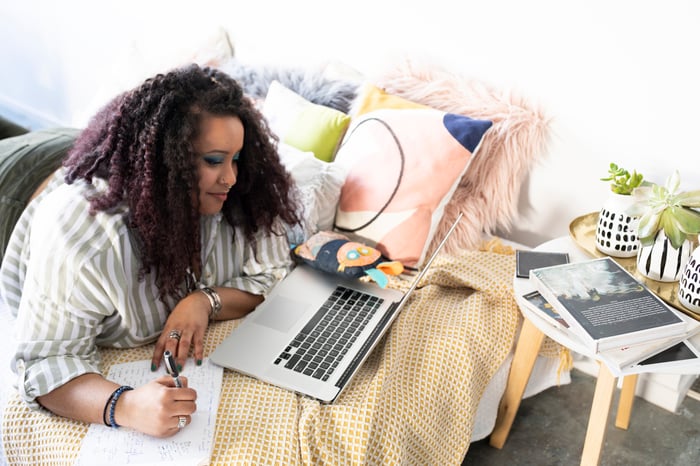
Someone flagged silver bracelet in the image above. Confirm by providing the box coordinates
[198,286,222,320]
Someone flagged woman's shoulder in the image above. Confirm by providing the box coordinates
[31,179,129,253]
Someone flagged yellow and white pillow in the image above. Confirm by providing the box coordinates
[263,81,351,162]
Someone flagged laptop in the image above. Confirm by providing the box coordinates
[210,213,463,403]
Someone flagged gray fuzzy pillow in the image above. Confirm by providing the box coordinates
[218,58,360,114]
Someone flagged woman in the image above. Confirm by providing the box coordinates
[0,64,301,437]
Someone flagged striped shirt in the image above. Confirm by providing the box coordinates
[0,171,293,409]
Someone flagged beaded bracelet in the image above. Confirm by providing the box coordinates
[102,385,130,426]
[198,286,222,320]
[102,390,113,426]
[107,385,134,428]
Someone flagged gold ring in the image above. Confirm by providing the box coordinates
[168,330,182,341]
[178,416,186,429]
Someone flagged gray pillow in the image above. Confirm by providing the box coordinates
[0,127,79,264]
[218,58,360,114]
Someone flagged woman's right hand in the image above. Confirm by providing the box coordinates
[115,375,197,438]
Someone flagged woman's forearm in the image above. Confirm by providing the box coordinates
[210,286,264,320]
[37,372,198,437]
[37,372,120,425]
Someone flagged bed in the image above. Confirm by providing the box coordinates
[0,57,569,465]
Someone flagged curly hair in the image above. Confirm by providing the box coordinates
[63,64,302,301]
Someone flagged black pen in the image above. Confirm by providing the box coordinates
[163,350,183,388]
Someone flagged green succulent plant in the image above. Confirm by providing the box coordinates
[627,170,700,249]
[600,162,645,195]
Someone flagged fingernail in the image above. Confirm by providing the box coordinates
[177,364,183,372]
[151,362,157,372]
[196,359,202,366]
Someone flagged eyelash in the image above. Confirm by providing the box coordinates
[203,152,241,166]
[203,156,224,165]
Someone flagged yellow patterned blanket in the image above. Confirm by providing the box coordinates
[2,247,542,465]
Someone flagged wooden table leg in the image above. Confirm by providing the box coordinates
[580,363,617,466]
[614,374,638,430]
[489,318,545,448]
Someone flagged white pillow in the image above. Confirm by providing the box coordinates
[277,143,348,245]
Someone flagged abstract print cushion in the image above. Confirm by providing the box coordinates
[333,107,492,267]
[262,80,351,162]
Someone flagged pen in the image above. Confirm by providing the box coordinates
[163,350,183,388]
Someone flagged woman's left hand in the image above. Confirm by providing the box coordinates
[151,291,211,372]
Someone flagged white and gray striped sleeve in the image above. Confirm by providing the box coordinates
[11,183,163,409]
[13,246,118,409]
[219,224,294,296]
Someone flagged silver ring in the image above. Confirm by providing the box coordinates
[168,330,182,341]
[178,416,187,429]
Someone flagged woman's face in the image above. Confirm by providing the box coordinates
[193,114,245,216]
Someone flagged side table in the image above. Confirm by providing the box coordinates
[489,236,700,466]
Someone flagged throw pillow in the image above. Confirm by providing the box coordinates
[277,143,348,246]
[262,81,352,162]
[0,128,79,264]
[351,82,428,115]
[364,61,551,257]
[218,57,361,114]
[333,107,492,267]
[292,230,403,288]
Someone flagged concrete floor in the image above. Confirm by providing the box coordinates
[463,370,700,466]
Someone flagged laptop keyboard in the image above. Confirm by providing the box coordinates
[274,285,383,381]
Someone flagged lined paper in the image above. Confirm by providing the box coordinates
[76,358,223,466]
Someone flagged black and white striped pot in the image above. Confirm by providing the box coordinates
[636,230,693,282]
[678,245,700,315]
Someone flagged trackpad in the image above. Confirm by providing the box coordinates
[252,296,309,333]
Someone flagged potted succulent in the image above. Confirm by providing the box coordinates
[627,170,700,282]
[629,170,700,248]
[595,163,647,258]
[600,162,645,195]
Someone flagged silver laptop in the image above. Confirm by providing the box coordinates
[210,213,462,402]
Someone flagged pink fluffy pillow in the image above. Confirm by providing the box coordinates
[370,60,551,257]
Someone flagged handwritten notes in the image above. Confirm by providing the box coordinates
[75,358,223,466]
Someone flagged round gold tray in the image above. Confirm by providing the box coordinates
[569,212,700,320]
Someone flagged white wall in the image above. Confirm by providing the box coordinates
[1,0,698,246]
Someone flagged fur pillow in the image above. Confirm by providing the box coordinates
[370,60,551,256]
[218,58,360,114]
